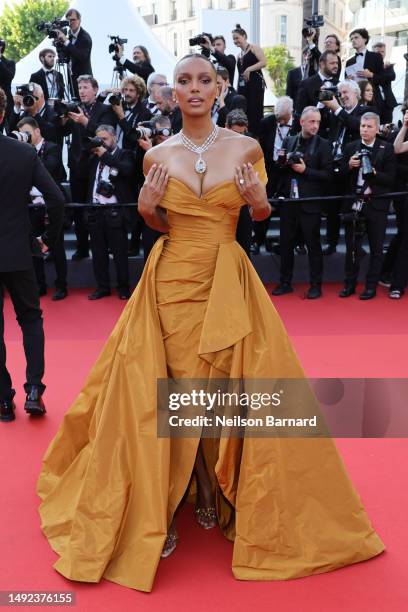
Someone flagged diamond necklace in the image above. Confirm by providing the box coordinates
[180,125,219,174]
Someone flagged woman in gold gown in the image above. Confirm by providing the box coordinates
[37,54,384,592]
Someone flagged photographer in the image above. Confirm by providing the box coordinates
[339,112,396,300]
[322,80,371,254]
[87,125,135,301]
[143,73,168,115]
[286,49,310,104]
[55,9,92,98]
[213,67,237,127]
[0,88,64,422]
[61,75,116,260]
[294,50,339,132]
[9,83,58,143]
[156,86,182,134]
[199,35,236,85]
[272,107,333,299]
[345,29,384,113]
[29,49,65,102]
[136,115,172,261]
[114,44,154,84]
[17,116,67,301]
[0,39,16,130]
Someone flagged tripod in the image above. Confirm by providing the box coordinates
[54,56,76,101]
[111,64,127,88]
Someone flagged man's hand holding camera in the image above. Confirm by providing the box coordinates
[55,29,68,44]
[92,144,108,158]
[137,134,153,152]
[68,106,89,127]
[291,158,306,174]
[13,94,23,111]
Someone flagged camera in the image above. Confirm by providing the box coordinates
[189,33,213,47]
[318,86,339,102]
[54,99,80,117]
[37,18,69,40]
[356,149,374,179]
[109,93,123,106]
[10,130,32,144]
[304,13,324,30]
[96,168,119,199]
[83,136,105,151]
[109,35,128,55]
[135,120,172,140]
[16,83,37,107]
[286,151,304,166]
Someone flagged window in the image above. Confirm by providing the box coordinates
[188,0,195,17]
[170,0,177,20]
[324,0,330,16]
[207,0,213,7]
[279,15,287,45]
[173,32,178,56]
[152,3,158,24]
[228,0,236,8]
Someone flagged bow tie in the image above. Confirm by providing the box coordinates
[322,77,333,82]
[46,71,53,75]
[355,52,364,57]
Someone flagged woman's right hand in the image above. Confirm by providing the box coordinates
[139,164,169,214]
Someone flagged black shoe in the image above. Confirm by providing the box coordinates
[52,289,68,301]
[118,290,130,300]
[38,285,47,297]
[359,288,376,300]
[24,386,46,417]
[295,245,307,255]
[306,284,322,299]
[379,276,392,288]
[272,283,293,296]
[339,285,356,298]
[71,251,89,261]
[0,396,16,422]
[88,289,111,300]
[250,242,260,255]
[323,245,337,256]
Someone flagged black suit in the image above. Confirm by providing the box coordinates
[30,141,67,293]
[0,55,16,128]
[212,50,236,85]
[66,28,93,97]
[345,50,384,115]
[277,134,333,285]
[215,86,238,128]
[87,148,135,293]
[168,106,182,134]
[120,59,154,83]
[29,68,65,101]
[372,64,398,124]
[63,101,117,255]
[295,73,338,133]
[340,138,396,288]
[116,100,152,151]
[286,66,304,103]
[0,134,64,401]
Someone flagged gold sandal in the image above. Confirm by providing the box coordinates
[161,533,179,558]
[195,507,217,530]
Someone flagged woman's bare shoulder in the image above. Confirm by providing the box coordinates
[143,135,180,174]
[218,129,263,164]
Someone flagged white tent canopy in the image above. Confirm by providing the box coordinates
[14,0,176,90]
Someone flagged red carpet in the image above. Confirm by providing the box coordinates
[1,284,407,611]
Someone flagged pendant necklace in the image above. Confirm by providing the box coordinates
[180,125,219,175]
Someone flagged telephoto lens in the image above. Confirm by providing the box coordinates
[10,131,32,144]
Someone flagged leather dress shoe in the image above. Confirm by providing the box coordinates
[88,289,111,300]
[306,285,322,299]
[323,245,337,256]
[250,242,261,255]
[272,283,293,296]
[71,251,89,261]
[359,288,376,300]
[118,290,130,300]
[24,386,46,417]
[339,285,356,298]
[0,390,16,422]
[52,289,68,301]
[295,245,307,255]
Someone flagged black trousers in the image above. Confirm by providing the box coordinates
[70,173,90,255]
[142,225,162,263]
[344,207,388,288]
[279,204,323,285]
[0,268,45,400]
[30,208,67,291]
[88,209,129,293]
[236,206,253,258]
[391,199,408,291]
[381,198,405,278]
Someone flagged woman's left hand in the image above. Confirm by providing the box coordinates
[235,162,267,207]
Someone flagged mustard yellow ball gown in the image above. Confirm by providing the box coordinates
[37,158,384,592]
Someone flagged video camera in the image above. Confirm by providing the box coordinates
[318,86,339,102]
[54,99,80,117]
[10,130,32,144]
[37,18,69,40]
[135,120,172,140]
[109,35,128,55]
[16,84,37,107]
[189,33,213,47]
